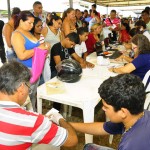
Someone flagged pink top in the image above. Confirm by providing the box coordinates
[104,18,120,27]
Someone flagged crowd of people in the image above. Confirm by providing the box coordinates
[0,1,150,149]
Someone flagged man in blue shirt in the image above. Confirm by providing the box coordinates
[71,74,150,150]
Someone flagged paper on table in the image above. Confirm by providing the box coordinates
[46,81,66,95]
[46,108,59,116]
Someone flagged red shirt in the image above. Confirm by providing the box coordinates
[120,30,130,43]
[85,33,97,54]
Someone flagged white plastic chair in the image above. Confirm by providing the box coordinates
[142,70,150,110]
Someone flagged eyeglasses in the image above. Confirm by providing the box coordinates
[25,82,32,95]
[132,47,137,51]
[64,48,69,58]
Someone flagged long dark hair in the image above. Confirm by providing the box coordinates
[14,11,34,30]
[30,17,42,34]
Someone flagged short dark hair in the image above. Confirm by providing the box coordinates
[66,32,80,44]
[33,1,42,7]
[132,34,150,54]
[77,27,88,35]
[129,28,138,37]
[92,4,96,8]
[111,10,116,14]
[48,14,62,26]
[135,20,146,29]
[84,9,88,13]
[0,61,31,95]
[98,74,145,114]
[142,10,149,15]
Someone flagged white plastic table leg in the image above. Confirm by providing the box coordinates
[63,105,68,118]
[83,102,95,144]
[68,106,72,117]
[37,96,42,114]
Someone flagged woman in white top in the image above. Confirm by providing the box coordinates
[42,14,62,48]
[42,14,62,79]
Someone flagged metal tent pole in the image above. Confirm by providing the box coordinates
[7,0,11,20]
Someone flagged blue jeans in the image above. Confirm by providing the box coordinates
[83,144,115,150]
[6,49,17,61]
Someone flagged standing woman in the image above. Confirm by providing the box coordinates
[30,17,50,83]
[42,14,62,79]
[42,13,62,48]
[88,10,101,32]
[61,8,77,39]
[11,11,50,111]
[3,7,21,61]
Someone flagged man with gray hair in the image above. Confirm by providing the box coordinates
[0,61,78,149]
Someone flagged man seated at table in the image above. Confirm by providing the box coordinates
[50,32,94,78]
[70,74,150,150]
[0,61,78,149]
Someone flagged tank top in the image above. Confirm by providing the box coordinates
[44,26,60,48]
[14,31,40,68]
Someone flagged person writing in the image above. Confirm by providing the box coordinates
[109,34,150,80]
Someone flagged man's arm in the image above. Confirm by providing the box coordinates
[47,112,78,147]
[71,52,94,68]
[54,55,61,65]
[59,119,78,147]
[70,122,109,136]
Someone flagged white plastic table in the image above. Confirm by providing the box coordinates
[37,53,117,144]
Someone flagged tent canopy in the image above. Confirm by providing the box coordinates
[82,0,150,7]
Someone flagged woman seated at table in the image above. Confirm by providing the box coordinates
[116,28,138,63]
[118,22,130,43]
[85,23,103,55]
[109,34,150,80]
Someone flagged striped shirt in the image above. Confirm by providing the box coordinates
[104,17,120,27]
[0,101,67,150]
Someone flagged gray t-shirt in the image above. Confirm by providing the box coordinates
[104,110,150,150]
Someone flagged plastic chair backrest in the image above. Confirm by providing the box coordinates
[143,70,150,110]
[142,70,150,87]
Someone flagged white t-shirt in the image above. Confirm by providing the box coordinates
[143,30,150,42]
[75,42,87,57]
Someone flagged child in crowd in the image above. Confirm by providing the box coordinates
[75,27,88,60]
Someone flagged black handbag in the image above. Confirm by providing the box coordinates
[108,18,117,41]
